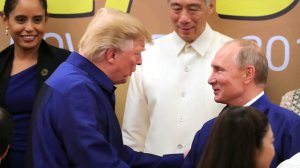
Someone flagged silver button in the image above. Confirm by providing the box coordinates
[177,144,183,149]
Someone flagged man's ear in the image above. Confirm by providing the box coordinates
[207,0,215,15]
[106,48,116,64]
[244,65,255,84]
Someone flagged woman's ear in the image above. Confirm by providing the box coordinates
[2,14,8,28]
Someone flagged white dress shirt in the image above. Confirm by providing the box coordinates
[122,24,232,155]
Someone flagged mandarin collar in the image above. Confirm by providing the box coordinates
[66,52,115,93]
[172,23,214,57]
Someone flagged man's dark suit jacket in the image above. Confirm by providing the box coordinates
[182,94,300,168]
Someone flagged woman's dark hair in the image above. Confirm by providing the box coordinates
[197,106,269,168]
[0,107,13,155]
[3,0,48,17]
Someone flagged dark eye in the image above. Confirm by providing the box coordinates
[33,16,44,24]
[171,5,182,13]
[134,52,141,57]
[215,67,223,72]
[189,6,200,11]
[15,16,27,23]
[188,5,201,12]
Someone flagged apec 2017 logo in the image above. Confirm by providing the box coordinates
[0,0,298,19]
[216,0,299,20]
[1,0,299,72]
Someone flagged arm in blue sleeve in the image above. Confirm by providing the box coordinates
[182,119,215,168]
[123,145,184,168]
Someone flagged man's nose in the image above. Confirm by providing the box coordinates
[179,10,191,24]
[208,75,216,85]
[136,55,142,65]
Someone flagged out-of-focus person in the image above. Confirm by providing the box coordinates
[277,152,300,168]
[197,106,274,168]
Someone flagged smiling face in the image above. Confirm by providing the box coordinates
[4,0,47,51]
[168,0,213,43]
[112,38,145,84]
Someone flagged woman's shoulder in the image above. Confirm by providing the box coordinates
[0,44,14,57]
[40,40,71,58]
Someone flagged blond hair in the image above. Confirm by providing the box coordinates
[79,8,152,61]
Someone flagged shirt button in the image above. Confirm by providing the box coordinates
[184,67,189,72]
[177,144,183,149]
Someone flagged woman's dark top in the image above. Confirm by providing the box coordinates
[0,40,70,168]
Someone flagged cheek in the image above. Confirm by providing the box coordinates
[216,76,228,86]
[260,144,275,167]
[169,14,178,23]
[8,23,23,33]
[36,25,47,33]
[268,144,275,160]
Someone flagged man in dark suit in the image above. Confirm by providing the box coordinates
[182,39,300,168]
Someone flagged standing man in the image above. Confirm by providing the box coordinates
[183,39,300,168]
[122,0,232,155]
[27,8,183,168]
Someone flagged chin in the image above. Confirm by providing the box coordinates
[116,79,128,85]
[214,97,223,103]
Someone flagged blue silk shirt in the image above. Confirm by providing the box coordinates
[28,52,183,168]
[182,94,300,168]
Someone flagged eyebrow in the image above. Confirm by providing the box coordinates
[170,2,201,7]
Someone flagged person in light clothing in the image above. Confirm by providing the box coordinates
[122,0,231,156]
[277,153,300,168]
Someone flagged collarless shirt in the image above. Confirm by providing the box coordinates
[122,24,232,155]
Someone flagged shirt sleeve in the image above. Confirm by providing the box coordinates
[122,66,150,152]
[123,145,184,168]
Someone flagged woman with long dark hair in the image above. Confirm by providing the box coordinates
[198,106,275,168]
